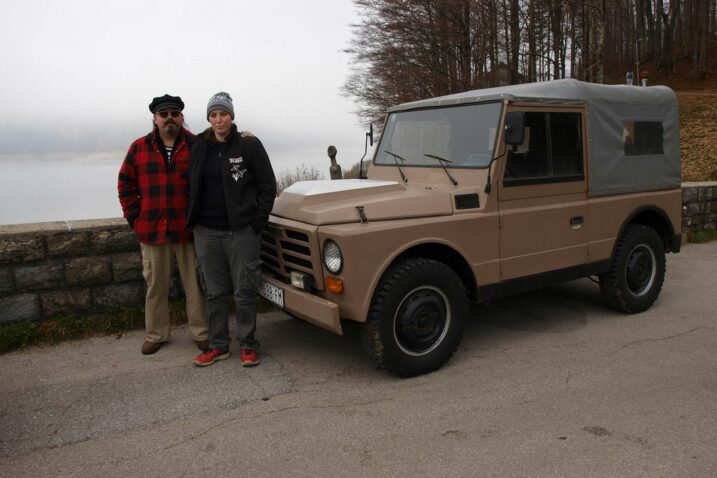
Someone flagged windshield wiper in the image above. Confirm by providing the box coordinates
[384,150,408,183]
[424,154,458,185]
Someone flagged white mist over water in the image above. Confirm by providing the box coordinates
[0,146,363,226]
[0,155,124,225]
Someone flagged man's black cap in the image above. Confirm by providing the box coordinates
[148,94,185,113]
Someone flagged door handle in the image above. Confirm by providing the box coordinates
[570,216,584,228]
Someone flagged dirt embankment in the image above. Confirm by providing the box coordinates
[678,91,717,182]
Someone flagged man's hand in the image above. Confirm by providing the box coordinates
[240,130,255,138]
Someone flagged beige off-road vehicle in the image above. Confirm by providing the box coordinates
[259,79,682,377]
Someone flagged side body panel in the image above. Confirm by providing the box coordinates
[587,189,683,261]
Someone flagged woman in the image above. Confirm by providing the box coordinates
[187,91,277,367]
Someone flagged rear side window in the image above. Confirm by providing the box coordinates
[504,111,583,186]
[623,121,664,156]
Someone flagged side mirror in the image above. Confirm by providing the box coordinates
[359,123,374,180]
[504,111,525,146]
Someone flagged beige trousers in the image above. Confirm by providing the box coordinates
[140,242,207,343]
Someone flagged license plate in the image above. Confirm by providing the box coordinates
[258,280,284,308]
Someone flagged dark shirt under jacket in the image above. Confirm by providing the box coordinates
[196,141,229,230]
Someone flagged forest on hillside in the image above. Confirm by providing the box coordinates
[344,0,716,125]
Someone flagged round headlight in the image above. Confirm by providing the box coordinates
[322,239,343,274]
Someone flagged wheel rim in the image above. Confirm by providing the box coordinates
[625,244,657,296]
[393,286,450,357]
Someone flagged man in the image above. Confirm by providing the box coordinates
[118,94,208,355]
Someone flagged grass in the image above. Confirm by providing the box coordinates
[0,297,278,355]
[687,228,717,243]
[0,300,188,354]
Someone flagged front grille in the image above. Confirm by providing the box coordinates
[283,254,312,269]
[281,240,310,255]
[261,223,318,287]
[286,230,309,242]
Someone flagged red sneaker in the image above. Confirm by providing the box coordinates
[240,348,260,367]
[193,348,230,367]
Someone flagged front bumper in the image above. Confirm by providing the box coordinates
[261,275,342,335]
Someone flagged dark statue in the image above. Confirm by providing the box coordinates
[327,145,342,180]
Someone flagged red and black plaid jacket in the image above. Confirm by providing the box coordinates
[118,128,195,244]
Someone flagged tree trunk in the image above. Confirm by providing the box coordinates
[658,0,680,71]
[568,1,576,78]
[510,0,521,83]
[549,0,563,79]
[583,1,591,81]
[596,0,607,83]
[527,0,537,82]
[644,0,657,62]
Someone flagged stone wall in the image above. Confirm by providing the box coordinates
[0,219,150,323]
[1,182,716,324]
[682,182,717,234]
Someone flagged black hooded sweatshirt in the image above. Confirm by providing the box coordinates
[187,124,277,233]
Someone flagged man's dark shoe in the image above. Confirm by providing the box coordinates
[141,341,162,355]
[195,340,209,352]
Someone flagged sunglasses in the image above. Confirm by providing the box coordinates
[157,110,181,119]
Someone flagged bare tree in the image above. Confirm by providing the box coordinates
[276,165,324,195]
[344,0,715,125]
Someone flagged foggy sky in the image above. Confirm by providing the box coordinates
[0,0,368,165]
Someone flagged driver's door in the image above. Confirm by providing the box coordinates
[497,107,589,280]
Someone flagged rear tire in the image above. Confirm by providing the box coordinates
[600,225,666,313]
[362,258,468,377]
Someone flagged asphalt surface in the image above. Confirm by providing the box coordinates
[1,242,716,477]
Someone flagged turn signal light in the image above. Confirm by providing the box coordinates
[325,276,344,294]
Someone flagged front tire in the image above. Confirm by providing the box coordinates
[600,225,666,313]
[363,258,468,377]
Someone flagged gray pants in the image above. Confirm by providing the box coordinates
[193,225,262,351]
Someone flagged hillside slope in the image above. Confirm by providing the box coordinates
[678,91,717,182]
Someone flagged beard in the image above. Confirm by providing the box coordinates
[163,122,179,135]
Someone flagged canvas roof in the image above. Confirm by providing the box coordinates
[388,79,681,197]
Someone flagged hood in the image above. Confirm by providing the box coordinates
[271,179,453,225]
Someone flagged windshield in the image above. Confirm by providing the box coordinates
[374,102,502,168]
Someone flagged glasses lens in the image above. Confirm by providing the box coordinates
[158,110,180,119]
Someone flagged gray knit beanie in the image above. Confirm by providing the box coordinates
[207,91,235,119]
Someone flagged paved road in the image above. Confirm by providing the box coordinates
[1,242,716,477]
